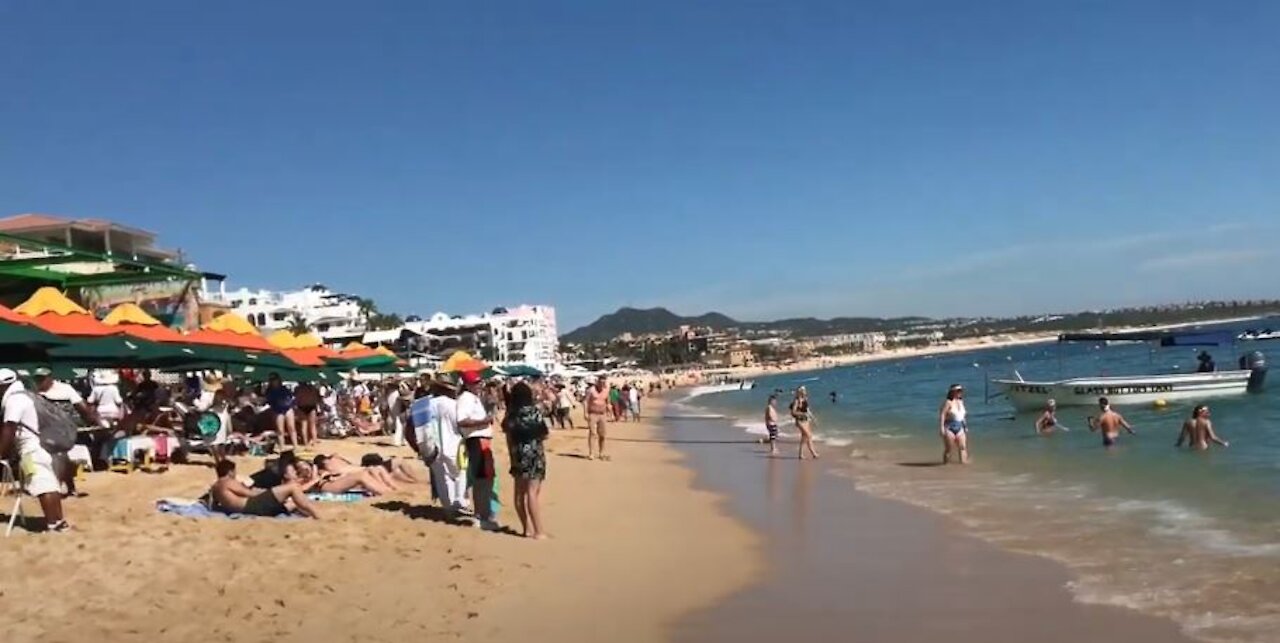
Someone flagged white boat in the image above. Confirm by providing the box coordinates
[993,370,1255,410]
[1238,329,1280,341]
[684,379,756,399]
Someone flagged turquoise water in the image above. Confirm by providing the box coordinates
[682,319,1280,643]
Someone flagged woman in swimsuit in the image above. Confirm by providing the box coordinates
[789,386,820,460]
[939,383,969,464]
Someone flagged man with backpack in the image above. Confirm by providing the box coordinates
[0,368,73,532]
[33,368,98,498]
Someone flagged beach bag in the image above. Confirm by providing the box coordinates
[503,406,549,441]
[409,397,439,465]
[21,391,79,453]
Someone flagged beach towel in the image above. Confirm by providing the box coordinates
[154,498,298,520]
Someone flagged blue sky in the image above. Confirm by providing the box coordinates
[2,1,1278,331]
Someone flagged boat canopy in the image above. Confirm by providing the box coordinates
[1057,330,1236,346]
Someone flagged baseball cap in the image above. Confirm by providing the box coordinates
[33,367,53,378]
[460,371,483,385]
[0,368,17,385]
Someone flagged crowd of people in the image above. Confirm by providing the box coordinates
[0,361,649,536]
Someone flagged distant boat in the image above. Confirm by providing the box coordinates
[1238,329,1280,342]
[685,379,756,398]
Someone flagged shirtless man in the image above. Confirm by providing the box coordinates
[1087,397,1135,447]
[1176,405,1229,450]
[583,376,610,460]
[763,394,780,455]
[210,460,320,518]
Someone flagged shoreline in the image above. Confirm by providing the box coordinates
[0,398,762,643]
[664,411,1199,643]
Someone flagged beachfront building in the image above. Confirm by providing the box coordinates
[812,332,887,354]
[396,305,561,373]
[0,213,218,328]
[202,283,368,343]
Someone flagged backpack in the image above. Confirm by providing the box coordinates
[20,391,79,454]
[409,397,439,465]
[503,406,549,442]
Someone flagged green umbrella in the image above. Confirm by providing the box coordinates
[322,354,396,369]
[46,335,200,367]
[501,364,544,378]
[0,319,69,346]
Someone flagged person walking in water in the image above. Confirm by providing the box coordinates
[1087,397,1135,447]
[763,394,780,456]
[1035,399,1061,435]
[1176,404,1228,450]
[789,387,819,460]
[939,384,969,464]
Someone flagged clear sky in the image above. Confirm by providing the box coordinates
[2,1,1278,331]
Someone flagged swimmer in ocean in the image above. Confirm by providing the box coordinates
[1035,399,1060,435]
[1087,397,1135,447]
[1176,404,1228,450]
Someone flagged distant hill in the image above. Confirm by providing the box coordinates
[562,307,931,343]
[563,307,738,343]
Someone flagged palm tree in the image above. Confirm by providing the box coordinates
[356,298,377,325]
[287,313,311,335]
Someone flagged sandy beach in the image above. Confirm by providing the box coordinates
[0,399,760,643]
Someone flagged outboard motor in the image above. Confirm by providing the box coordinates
[1240,351,1268,392]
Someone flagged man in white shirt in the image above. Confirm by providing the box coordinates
[457,370,500,531]
[34,368,97,498]
[0,368,70,532]
[426,379,467,515]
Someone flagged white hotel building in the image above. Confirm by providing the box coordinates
[201,283,561,372]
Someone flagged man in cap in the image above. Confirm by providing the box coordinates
[0,368,71,532]
[456,370,501,531]
[33,367,98,497]
[425,375,467,516]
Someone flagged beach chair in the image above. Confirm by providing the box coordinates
[2,460,25,538]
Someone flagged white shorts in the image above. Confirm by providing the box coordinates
[19,447,61,497]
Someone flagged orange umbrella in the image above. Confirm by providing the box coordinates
[185,312,278,352]
[101,303,189,343]
[14,287,122,337]
[0,304,34,325]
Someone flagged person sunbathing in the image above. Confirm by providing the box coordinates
[293,460,394,496]
[210,460,320,519]
[311,454,402,491]
[359,453,426,485]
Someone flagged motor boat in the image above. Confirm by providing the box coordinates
[991,331,1268,410]
[1238,328,1280,341]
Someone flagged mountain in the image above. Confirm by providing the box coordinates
[562,307,738,343]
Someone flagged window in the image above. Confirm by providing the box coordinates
[317,323,330,332]
[272,312,288,322]
[249,298,258,306]
[256,313,267,326]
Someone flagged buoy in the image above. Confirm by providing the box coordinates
[1153,399,1168,409]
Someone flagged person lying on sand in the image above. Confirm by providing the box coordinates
[210,459,319,519]
[312,453,403,491]
[359,453,427,485]
[292,460,394,496]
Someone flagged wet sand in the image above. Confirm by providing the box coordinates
[665,414,1198,643]
[0,399,759,643]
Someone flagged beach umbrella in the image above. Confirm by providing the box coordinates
[46,335,201,366]
[0,304,69,346]
[14,287,122,337]
[440,351,488,373]
[502,364,544,378]
[184,312,278,352]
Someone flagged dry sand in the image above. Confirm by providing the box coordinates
[0,399,760,643]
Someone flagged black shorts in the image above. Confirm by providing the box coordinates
[766,423,779,442]
[296,404,317,414]
[242,490,288,517]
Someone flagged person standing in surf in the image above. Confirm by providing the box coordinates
[789,387,819,460]
[939,384,969,464]
[763,394,780,456]
[1176,404,1228,450]
[1035,399,1061,435]
[1087,397,1135,447]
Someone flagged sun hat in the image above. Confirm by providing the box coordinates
[0,368,17,385]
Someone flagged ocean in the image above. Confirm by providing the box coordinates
[678,320,1280,643]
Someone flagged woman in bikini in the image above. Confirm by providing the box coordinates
[293,459,395,496]
[939,383,970,464]
[789,386,820,460]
